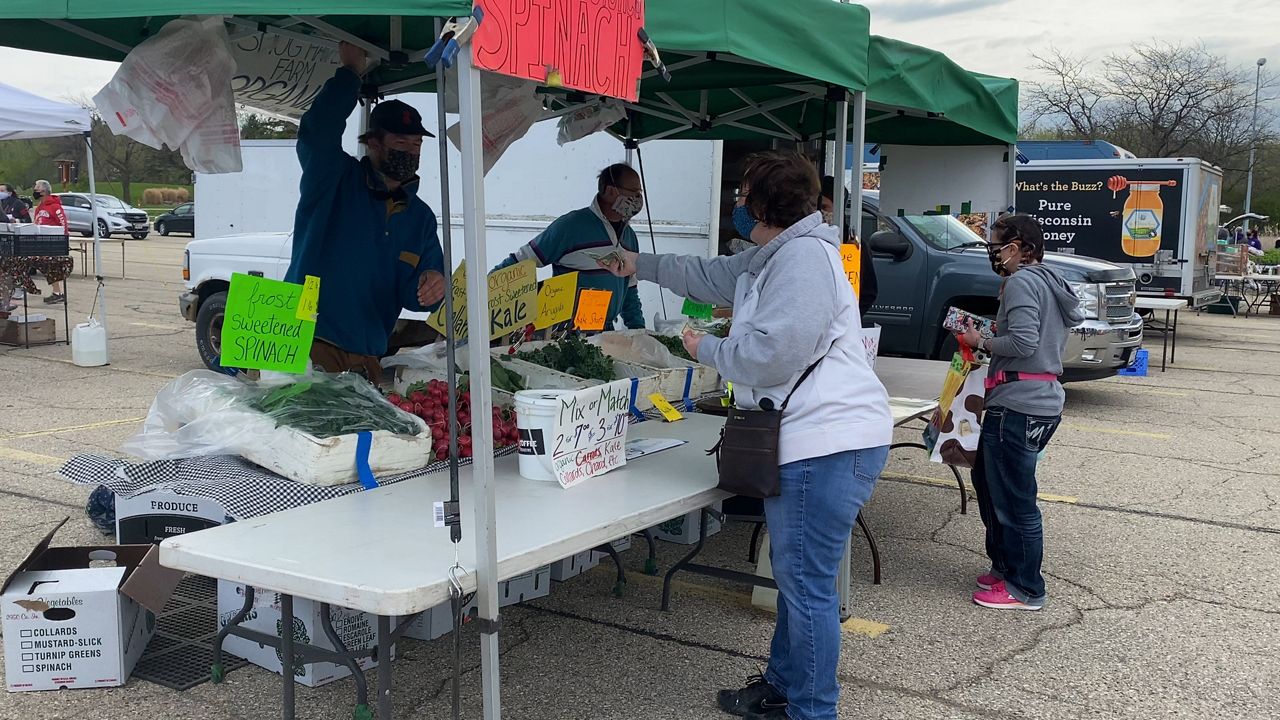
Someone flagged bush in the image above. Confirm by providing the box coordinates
[141,188,163,205]
[1255,249,1280,266]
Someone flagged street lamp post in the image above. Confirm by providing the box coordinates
[1244,57,1266,233]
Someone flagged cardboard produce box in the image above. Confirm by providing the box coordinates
[649,501,724,545]
[0,318,55,345]
[114,490,230,545]
[217,581,391,688]
[1,519,182,692]
[402,566,550,642]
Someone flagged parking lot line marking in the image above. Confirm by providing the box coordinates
[1060,424,1171,440]
[0,417,144,441]
[0,447,62,466]
[841,617,891,638]
[129,322,184,330]
[881,472,1078,504]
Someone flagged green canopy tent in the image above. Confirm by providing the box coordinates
[0,4,877,720]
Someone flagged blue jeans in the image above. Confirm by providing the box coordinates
[763,446,888,720]
[970,407,1061,604]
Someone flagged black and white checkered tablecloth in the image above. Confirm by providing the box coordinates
[59,449,516,520]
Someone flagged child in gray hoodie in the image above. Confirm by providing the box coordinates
[961,213,1083,611]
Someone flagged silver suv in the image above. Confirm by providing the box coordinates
[57,193,149,239]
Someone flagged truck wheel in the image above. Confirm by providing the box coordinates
[131,232,149,240]
[195,291,237,375]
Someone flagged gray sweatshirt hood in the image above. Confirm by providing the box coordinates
[747,213,840,275]
[1020,264,1085,326]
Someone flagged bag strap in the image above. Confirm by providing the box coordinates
[779,356,823,411]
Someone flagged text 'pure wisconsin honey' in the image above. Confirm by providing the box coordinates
[1107,175,1178,258]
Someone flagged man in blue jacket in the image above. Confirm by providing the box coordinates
[493,164,646,330]
[285,42,445,381]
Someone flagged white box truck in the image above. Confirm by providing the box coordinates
[1015,158,1224,308]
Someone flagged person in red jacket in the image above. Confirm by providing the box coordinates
[28,180,73,304]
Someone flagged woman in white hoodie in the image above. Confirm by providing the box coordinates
[603,152,892,720]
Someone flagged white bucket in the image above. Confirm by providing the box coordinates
[71,318,109,367]
[515,389,570,482]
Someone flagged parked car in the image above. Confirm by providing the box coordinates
[863,191,1143,382]
[154,202,195,236]
[56,192,149,239]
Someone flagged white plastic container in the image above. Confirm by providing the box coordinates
[72,318,109,366]
[515,389,570,482]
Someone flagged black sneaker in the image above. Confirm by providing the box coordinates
[717,673,786,717]
[743,708,789,720]
[42,293,65,305]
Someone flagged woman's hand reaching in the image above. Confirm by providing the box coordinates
[599,249,639,277]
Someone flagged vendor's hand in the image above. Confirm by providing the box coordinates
[339,41,368,76]
[418,270,446,307]
[682,328,703,360]
[600,249,639,277]
[960,328,985,350]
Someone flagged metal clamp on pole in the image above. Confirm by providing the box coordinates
[637,27,670,82]
[424,7,484,69]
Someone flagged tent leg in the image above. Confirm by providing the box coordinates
[849,92,866,239]
[457,46,502,720]
[832,97,848,239]
[84,132,109,363]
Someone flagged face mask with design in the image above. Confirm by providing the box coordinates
[380,147,420,183]
[728,237,754,255]
[732,204,759,240]
[821,209,835,225]
[612,192,643,220]
[986,241,1018,277]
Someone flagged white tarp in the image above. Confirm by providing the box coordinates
[877,144,1013,216]
[0,82,92,141]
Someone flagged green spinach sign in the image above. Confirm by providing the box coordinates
[219,273,316,374]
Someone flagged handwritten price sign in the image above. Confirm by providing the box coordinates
[427,260,539,340]
[551,380,631,489]
[840,243,861,297]
[534,271,579,330]
[220,273,315,374]
[573,288,612,331]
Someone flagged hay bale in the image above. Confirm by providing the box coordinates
[175,188,190,203]
[141,188,163,205]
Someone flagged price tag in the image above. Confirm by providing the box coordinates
[647,394,684,422]
[426,260,538,340]
[296,275,320,321]
[534,272,578,329]
[433,501,446,528]
[220,273,315,374]
[551,380,631,488]
[573,289,612,331]
[840,243,861,297]
[682,298,714,319]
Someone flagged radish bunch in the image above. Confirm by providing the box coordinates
[386,379,520,462]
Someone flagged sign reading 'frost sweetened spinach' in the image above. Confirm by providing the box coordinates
[219,272,316,374]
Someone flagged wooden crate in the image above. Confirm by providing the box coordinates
[0,318,55,345]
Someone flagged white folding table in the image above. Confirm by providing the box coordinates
[1134,297,1187,371]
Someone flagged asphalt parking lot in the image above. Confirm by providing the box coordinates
[1,237,1278,720]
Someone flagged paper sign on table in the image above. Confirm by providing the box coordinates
[550,380,631,489]
[648,393,684,422]
[534,272,579,329]
[573,289,612,331]
[220,272,315,374]
[471,0,646,102]
[296,275,320,321]
[840,243,861,297]
[681,298,714,319]
[427,260,539,340]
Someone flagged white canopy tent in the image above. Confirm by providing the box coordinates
[0,82,107,357]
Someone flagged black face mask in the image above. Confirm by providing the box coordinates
[32,191,44,200]
[987,241,1018,277]
[380,148,419,183]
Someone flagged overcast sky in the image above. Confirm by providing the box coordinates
[1,0,1276,105]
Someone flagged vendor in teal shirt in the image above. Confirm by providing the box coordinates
[495,164,646,329]
[284,42,446,381]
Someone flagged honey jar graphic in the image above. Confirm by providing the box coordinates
[1107,175,1178,257]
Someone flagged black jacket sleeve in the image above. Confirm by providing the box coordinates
[858,243,878,318]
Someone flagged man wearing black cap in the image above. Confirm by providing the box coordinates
[285,42,446,382]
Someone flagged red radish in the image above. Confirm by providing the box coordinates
[411,391,427,403]
[461,446,473,458]
[386,393,403,404]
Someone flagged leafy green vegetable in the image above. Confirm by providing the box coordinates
[653,334,694,361]
[248,376,420,437]
[517,335,616,382]
[490,357,526,393]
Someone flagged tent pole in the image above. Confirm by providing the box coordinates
[84,131,109,361]
[832,97,848,241]
[850,91,866,239]
[457,45,502,720]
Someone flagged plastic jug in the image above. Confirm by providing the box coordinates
[72,318,109,367]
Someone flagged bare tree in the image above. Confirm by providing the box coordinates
[1024,42,1277,193]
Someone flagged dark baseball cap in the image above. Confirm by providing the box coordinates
[368,99,433,137]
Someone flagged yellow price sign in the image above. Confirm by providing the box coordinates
[573,288,612,331]
[426,260,539,340]
[533,271,579,329]
[295,275,320,321]
[840,243,861,297]
[648,393,684,422]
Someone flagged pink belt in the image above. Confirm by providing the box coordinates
[984,370,1059,391]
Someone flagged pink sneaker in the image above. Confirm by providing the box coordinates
[976,574,1002,591]
[973,587,1042,611]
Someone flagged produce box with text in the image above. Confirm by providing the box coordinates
[2,520,183,692]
